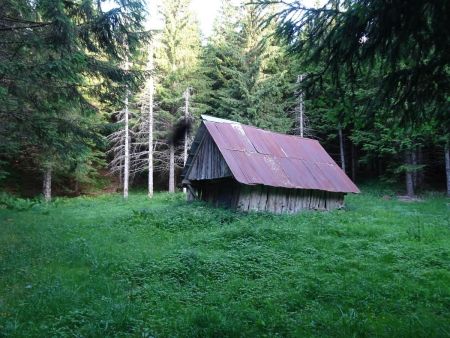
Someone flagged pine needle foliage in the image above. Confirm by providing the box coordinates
[0,0,148,189]
[255,0,450,124]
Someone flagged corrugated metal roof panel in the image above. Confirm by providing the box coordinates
[219,149,249,184]
[242,126,283,156]
[278,158,312,190]
[209,122,254,152]
[201,119,360,193]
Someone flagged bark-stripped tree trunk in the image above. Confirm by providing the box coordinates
[183,88,189,166]
[405,150,415,197]
[43,166,52,202]
[297,74,305,137]
[147,41,155,198]
[107,96,133,194]
[123,87,130,199]
[445,143,450,197]
[183,87,190,194]
[169,143,175,193]
[123,51,130,199]
[338,125,345,172]
[119,158,123,189]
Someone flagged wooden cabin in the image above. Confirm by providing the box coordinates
[182,115,359,214]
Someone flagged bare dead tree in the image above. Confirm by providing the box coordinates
[134,39,157,198]
[183,87,191,167]
[107,48,132,198]
[297,74,305,137]
[147,44,155,198]
[182,87,192,193]
[131,76,192,194]
[291,74,311,137]
[130,40,166,194]
[107,107,135,192]
[123,53,131,198]
[132,111,181,175]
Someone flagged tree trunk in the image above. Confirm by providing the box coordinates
[123,51,130,199]
[119,157,123,190]
[183,88,189,166]
[43,166,52,202]
[405,151,415,197]
[183,88,190,194]
[169,144,175,193]
[417,146,424,187]
[123,89,130,199]
[411,147,417,189]
[351,143,357,182]
[338,126,345,172]
[297,74,305,137]
[147,42,154,198]
[445,143,450,197]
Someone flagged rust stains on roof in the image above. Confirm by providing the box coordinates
[200,115,359,193]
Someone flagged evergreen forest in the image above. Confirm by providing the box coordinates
[1,0,448,198]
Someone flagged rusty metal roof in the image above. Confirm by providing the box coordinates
[197,115,359,193]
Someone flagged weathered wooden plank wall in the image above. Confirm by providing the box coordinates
[236,185,344,213]
[189,179,345,213]
[187,132,232,181]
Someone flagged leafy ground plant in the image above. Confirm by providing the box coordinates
[0,188,449,337]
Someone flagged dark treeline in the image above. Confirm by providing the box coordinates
[1,0,449,199]
[257,0,450,198]
[0,0,148,199]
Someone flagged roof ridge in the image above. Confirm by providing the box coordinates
[244,124,317,142]
[202,115,317,142]
[201,115,240,124]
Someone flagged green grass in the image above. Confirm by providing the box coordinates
[0,188,449,337]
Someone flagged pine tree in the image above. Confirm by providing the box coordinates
[203,3,297,133]
[131,36,159,198]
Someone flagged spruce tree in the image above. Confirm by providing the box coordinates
[0,0,147,198]
[204,3,297,133]
[154,0,205,192]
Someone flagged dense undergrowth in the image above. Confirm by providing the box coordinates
[0,187,449,337]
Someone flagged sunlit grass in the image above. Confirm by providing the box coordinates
[0,188,449,337]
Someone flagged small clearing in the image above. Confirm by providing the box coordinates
[0,189,449,337]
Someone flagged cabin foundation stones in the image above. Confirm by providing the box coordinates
[182,115,358,214]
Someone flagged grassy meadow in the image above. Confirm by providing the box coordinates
[0,187,449,337]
